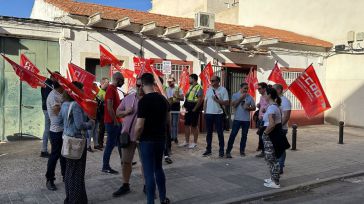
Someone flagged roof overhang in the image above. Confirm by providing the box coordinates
[140,21,164,36]
[115,17,142,32]
[163,25,186,39]
[184,28,209,40]
[225,33,244,45]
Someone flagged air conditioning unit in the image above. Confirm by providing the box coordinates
[194,12,215,31]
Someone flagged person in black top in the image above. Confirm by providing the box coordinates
[135,73,170,204]
[40,74,56,158]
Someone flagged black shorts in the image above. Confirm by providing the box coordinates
[184,111,200,127]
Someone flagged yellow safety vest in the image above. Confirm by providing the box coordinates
[186,84,202,102]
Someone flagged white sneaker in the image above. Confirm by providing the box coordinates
[264,178,272,183]
[188,143,197,149]
[178,142,189,147]
[263,181,280,189]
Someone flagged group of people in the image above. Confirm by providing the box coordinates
[39,69,292,204]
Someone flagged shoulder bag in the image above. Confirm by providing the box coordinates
[61,102,86,160]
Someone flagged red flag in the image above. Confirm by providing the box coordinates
[150,68,167,98]
[68,63,97,98]
[199,62,214,95]
[111,64,135,79]
[268,63,288,90]
[20,54,40,74]
[99,45,122,67]
[1,54,46,89]
[126,77,136,93]
[133,57,163,77]
[48,70,97,119]
[288,65,331,118]
[179,67,190,95]
[245,68,258,98]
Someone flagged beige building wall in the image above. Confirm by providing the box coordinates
[150,0,239,24]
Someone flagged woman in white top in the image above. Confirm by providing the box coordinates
[262,87,285,189]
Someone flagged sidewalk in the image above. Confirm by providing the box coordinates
[0,124,363,204]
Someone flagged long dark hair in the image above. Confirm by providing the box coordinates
[266,87,281,106]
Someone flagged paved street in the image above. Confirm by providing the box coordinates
[246,175,364,204]
[0,124,363,204]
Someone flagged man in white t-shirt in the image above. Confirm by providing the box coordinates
[273,84,292,174]
[203,75,229,158]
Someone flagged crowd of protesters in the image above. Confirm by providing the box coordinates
[40,70,291,203]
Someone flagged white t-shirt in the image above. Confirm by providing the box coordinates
[205,86,229,114]
[263,104,282,127]
[46,90,64,132]
[280,95,292,130]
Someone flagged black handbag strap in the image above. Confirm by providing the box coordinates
[212,89,226,116]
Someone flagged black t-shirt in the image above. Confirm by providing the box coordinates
[41,79,53,110]
[138,92,169,141]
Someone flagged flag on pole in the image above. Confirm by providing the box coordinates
[199,62,214,95]
[268,63,288,90]
[68,63,97,98]
[1,54,46,89]
[288,64,331,118]
[133,57,163,77]
[20,54,40,74]
[179,67,190,95]
[99,45,122,67]
[245,68,258,98]
[48,69,97,119]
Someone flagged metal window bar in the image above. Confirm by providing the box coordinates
[283,71,303,110]
[154,63,190,85]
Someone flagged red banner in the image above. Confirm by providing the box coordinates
[179,67,190,95]
[48,70,97,119]
[245,68,258,98]
[1,54,46,89]
[288,65,331,118]
[133,57,163,77]
[199,62,214,95]
[68,63,97,98]
[268,63,288,90]
[99,45,122,67]
[20,54,40,74]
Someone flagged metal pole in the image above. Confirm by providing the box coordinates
[291,124,297,150]
[339,121,344,144]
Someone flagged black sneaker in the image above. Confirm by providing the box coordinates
[280,169,284,175]
[161,197,171,204]
[256,152,265,158]
[226,153,232,158]
[112,184,130,197]
[174,138,178,144]
[46,180,57,191]
[87,147,94,152]
[202,151,212,157]
[240,153,246,157]
[219,153,224,158]
[102,168,119,174]
[164,156,173,164]
[40,152,49,158]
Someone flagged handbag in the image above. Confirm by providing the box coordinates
[119,98,138,148]
[61,102,86,160]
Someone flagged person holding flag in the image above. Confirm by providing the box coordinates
[273,84,291,174]
[59,81,95,204]
[102,72,125,174]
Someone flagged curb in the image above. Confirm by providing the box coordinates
[213,170,364,204]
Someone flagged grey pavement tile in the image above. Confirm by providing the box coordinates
[0,194,10,204]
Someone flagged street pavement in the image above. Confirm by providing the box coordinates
[0,124,363,204]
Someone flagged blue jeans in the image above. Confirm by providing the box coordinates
[140,141,166,204]
[170,113,179,140]
[226,120,250,154]
[87,120,99,147]
[205,114,225,155]
[102,123,122,169]
[42,110,50,152]
[278,129,288,171]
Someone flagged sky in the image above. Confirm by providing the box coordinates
[0,0,152,18]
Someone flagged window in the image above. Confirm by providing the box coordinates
[153,63,190,83]
[283,71,303,110]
